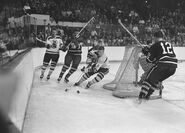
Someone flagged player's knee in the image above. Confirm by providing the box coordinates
[71,64,79,69]
[63,64,70,69]
[103,69,109,75]
[51,61,57,67]
[43,62,49,67]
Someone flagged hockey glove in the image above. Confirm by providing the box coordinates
[46,44,51,49]
[85,64,98,73]
[142,46,150,56]
[60,45,68,52]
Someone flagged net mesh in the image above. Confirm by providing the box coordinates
[103,46,143,98]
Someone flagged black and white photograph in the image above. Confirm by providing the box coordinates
[0,0,185,133]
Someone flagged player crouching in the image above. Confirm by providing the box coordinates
[81,45,100,72]
[74,46,109,89]
[138,31,177,100]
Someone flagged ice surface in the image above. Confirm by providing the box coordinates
[23,62,185,133]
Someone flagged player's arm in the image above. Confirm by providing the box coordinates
[92,56,108,72]
[60,39,71,52]
[146,45,157,63]
[58,39,67,52]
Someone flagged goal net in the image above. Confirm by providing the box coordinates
[103,46,143,98]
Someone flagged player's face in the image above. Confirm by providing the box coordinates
[52,30,57,36]
[97,50,104,57]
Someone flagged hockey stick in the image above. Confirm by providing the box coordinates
[76,17,95,38]
[65,71,84,93]
[66,17,95,48]
[118,19,144,48]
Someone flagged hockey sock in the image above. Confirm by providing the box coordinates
[89,72,104,86]
[77,73,91,84]
[65,67,77,79]
[141,81,154,98]
[59,65,69,78]
[41,62,49,75]
[48,61,56,76]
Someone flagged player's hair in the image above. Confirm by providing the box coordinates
[93,45,100,50]
[146,40,152,45]
[154,30,163,38]
[98,46,105,50]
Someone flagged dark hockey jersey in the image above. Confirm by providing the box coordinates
[147,41,177,67]
[67,41,82,55]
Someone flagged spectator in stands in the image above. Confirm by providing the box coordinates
[23,3,31,15]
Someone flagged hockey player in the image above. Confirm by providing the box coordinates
[81,45,100,72]
[40,29,64,80]
[135,40,155,84]
[139,30,177,100]
[74,46,109,89]
[57,36,82,83]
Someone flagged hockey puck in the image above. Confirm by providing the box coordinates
[65,89,68,92]
[77,90,80,94]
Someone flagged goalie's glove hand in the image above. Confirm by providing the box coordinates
[142,46,150,56]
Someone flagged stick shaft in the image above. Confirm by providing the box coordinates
[118,20,143,47]
[76,17,95,38]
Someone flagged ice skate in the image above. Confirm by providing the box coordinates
[40,74,44,79]
[74,82,80,86]
[64,77,69,83]
[46,75,50,80]
[57,76,62,82]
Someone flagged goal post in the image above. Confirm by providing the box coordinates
[103,46,143,98]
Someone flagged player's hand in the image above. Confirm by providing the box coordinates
[142,46,150,56]
[60,45,68,52]
[46,44,51,49]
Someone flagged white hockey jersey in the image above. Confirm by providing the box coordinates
[46,35,63,54]
[95,53,110,70]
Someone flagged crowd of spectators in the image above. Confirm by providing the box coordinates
[1,0,185,47]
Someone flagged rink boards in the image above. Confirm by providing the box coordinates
[0,46,185,132]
